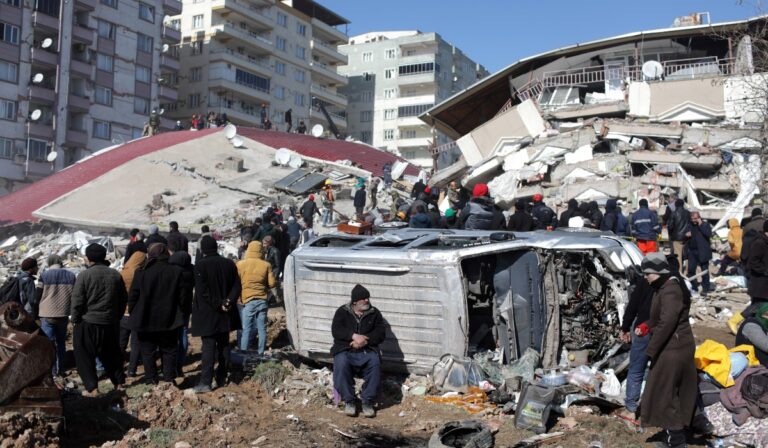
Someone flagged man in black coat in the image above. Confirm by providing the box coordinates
[169,250,194,377]
[146,224,168,246]
[668,199,691,275]
[531,194,557,230]
[166,221,189,253]
[191,236,242,393]
[744,221,768,318]
[299,195,321,228]
[508,199,534,232]
[353,184,367,219]
[331,284,385,418]
[685,211,713,296]
[128,243,190,384]
[559,199,580,228]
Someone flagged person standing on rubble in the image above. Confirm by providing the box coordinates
[601,199,622,234]
[531,194,557,231]
[71,243,126,397]
[508,199,534,232]
[741,221,768,322]
[368,178,380,212]
[718,218,743,276]
[191,236,241,393]
[16,258,39,318]
[166,221,189,254]
[284,109,293,133]
[354,182,367,219]
[587,201,603,230]
[321,181,335,227]
[286,216,301,252]
[667,199,691,275]
[631,199,661,255]
[300,195,321,229]
[120,247,147,377]
[684,211,713,297]
[38,255,76,377]
[639,253,697,447]
[169,248,195,378]
[411,178,426,199]
[558,199,580,228]
[127,243,190,385]
[236,241,275,355]
[459,183,503,230]
[261,235,281,281]
[741,208,765,269]
[146,224,168,247]
[331,284,385,418]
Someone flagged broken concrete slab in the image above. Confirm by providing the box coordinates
[488,170,520,208]
[564,145,593,165]
[636,173,735,193]
[682,127,763,149]
[626,151,722,170]
[546,101,628,121]
[428,159,468,187]
[596,120,684,139]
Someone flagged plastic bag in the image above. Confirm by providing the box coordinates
[432,354,486,393]
[502,348,540,385]
[600,368,621,397]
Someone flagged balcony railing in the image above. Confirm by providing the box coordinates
[210,49,271,71]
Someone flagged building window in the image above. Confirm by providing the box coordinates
[274,86,285,99]
[192,14,203,29]
[96,53,113,72]
[138,2,154,23]
[35,0,59,16]
[93,120,111,139]
[294,69,305,83]
[137,33,153,53]
[136,65,151,83]
[94,86,112,106]
[362,72,372,81]
[0,22,20,45]
[188,93,200,108]
[383,129,395,141]
[404,150,416,159]
[275,36,286,51]
[2,0,20,6]
[385,48,396,59]
[384,109,396,120]
[190,67,201,82]
[360,110,372,122]
[235,68,270,92]
[399,62,438,76]
[295,46,305,60]
[0,137,13,159]
[296,23,306,36]
[398,103,434,117]
[0,99,16,120]
[29,139,47,160]
[294,93,304,107]
[402,129,417,139]
[360,131,371,144]
[100,0,117,8]
[383,88,396,99]
[97,20,116,40]
[361,91,373,102]
[190,41,203,56]
[0,60,17,83]
[169,19,181,30]
[277,12,287,27]
[384,68,395,79]
[134,97,149,115]
[362,52,372,62]
[274,61,285,75]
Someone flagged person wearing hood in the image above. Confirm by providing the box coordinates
[39,254,76,377]
[191,236,242,393]
[411,179,425,199]
[300,195,321,228]
[639,253,697,447]
[120,247,147,376]
[600,199,621,233]
[588,201,603,230]
[169,250,195,377]
[508,199,534,232]
[460,184,498,230]
[409,205,432,228]
[331,284,385,418]
[631,199,661,255]
[252,217,275,243]
[16,258,39,318]
[668,199,691,275]
[531,194,556,231]
[719,218,743,276]
[128,243,189,384]
[736,303,768,366]
[684,211,713,296]
[558,199,580,228]
[146,224,168,246]
[236,241,276,354]
[741,208,765,267]
[286,216,301,251]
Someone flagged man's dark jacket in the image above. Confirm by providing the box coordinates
[166,229,189,253]
[559,201,579,227]
[169,251,195,316]
[331,303,386,356]
[353,188,366,209]
[146,233,168,247]
[631,205,660,241]
[127,259,189,332]
[668,206,691,242]
[300,200,319,222]
[508,210,534,232]
[532,202,557,230]
[71,264,127,325]
[747,232,768,299]
[191,254,242,337]
[685,220,713,261]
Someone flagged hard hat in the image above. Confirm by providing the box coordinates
[324,179,332,185]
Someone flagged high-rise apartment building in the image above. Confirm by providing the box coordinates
[0,0,182,194]
[169,0,348,134]
[339,31,488,169]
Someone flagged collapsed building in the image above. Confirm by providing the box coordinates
[421,14,766,228]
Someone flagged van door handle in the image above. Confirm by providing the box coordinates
[303,262,410,273]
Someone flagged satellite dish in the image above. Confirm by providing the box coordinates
[32,73,44,84]
[311,124,324,138]
[41,38,53,49]
[642,60,664,80]
[224,124,237,139]
[162,44,170,53]
[46,151,57,162]
[288,153,303,169]
[231,136,244,148]
[275,148,291,166]
[30,109,42,121]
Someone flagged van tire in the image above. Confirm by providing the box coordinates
[427,420,494,448]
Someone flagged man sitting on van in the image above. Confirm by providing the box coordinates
[331,284,385,418]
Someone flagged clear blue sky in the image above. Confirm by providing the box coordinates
[320,0,760,73]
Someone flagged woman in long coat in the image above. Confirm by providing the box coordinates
[639,253,697,448]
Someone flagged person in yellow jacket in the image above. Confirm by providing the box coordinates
[722,218,745,333]
[236,241,275,354]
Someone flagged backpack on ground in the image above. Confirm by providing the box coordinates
[0,276,21,306]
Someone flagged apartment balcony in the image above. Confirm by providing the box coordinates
[32,12,60,32]
[209,77,272,104]
[309,62,346,86]
[70,59,93,78]
[158,85,178,102]
[209,104,261,126]
[209,51,272,78]
[310,39,346,64]
[396,116,424,127]
[31,49,58,68]
[162,26,181,43]
[310,107,347,130]
[29,122,55,140]
[397,54,436,65]
[397,72,435,86]
[30,85,56,104]
[310,17,347,44]
[75,0,96,10]
[72,25,94,45]
[66,129,88,146]
[310,84,347,108]
[210,23,273,55]
[211,0,273,31]
[68,94,90,112]
[397,136,431,148]
[160,55,180,71]
[163,0,182,15]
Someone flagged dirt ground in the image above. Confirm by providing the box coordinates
[2,305,742,448]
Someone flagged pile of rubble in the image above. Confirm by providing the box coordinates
[0,412,61,447]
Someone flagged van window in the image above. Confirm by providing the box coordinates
[309,236,364,248]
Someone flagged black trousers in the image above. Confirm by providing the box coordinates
[118,317,141,374]
[73,321,125,392]
[199,332,230,388]
[138,330,178,383]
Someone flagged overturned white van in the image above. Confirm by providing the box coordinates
[283,228,644,374]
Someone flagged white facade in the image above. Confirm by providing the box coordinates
[339,31,487,169]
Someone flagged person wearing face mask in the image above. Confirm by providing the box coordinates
[330,284,385,418]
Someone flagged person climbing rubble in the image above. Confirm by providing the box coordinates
[236,240,275,355]
[38,254,76,377]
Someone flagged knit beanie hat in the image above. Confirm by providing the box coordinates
[21,258,38,271]
[148,224,159,235]
[472,183,489,198]
[46,254,63,267]
[85,243,107,262]
[641,252,670,274]
[200,235,218,256]
[351,284,370,302]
